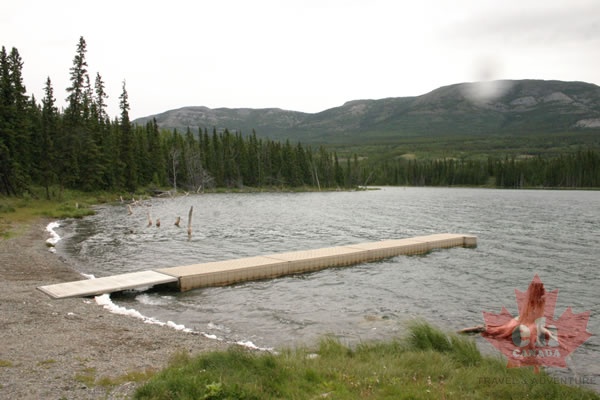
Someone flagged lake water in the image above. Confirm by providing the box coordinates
[54,187,599,389]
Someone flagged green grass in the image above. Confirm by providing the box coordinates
[74,367,98,387]
[71,362,156,389]
[0,359,13,367]
[0,186,122,238]
[37,359,57,367]
[134,322,599,400]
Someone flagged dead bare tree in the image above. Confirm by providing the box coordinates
[183,146,214,192]
[187,206,193,237]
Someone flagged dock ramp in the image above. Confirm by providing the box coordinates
[38,270,178,299]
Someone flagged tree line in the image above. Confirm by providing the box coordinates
[154,126,352,192]
[1,37,599,197]
[364,150,600,188]
[0,37,355,197]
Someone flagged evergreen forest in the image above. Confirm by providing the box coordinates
[1,37,599,198]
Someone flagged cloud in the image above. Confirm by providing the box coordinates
[3,0,600,118]
[445,1,600,45]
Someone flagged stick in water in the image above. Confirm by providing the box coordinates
[187,206,193,237]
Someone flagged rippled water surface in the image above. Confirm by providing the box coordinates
[56,187,599,387]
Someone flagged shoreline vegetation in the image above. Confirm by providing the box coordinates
[134,322,600,400]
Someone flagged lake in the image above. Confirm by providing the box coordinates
[54,187,599,389]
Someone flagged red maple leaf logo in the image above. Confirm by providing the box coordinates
[482,274,591,370]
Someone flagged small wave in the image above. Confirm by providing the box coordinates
[203,333,219,340]
[93,292,266,348]
[207,321,231,333]
[77,274,269,350]
[135,293,174,306]
[236,340,273,352]
[45,221,61,252]
[94,293,194,331]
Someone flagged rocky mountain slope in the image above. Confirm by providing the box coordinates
[133,80,600,144]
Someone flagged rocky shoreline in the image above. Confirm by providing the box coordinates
[0,220,228,399]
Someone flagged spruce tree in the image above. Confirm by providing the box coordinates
[0,46,31,194]
[39,77,58,198]
[8,47,30,177]
[60,36,91,189]
[147,118,166,186]
[0,46,16,195]
[93,72,108,124]
[65,36,88,122]
[78,72,105,191]
[118,80,137,192]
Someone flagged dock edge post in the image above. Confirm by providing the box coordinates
[463,235,478,248]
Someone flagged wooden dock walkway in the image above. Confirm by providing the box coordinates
[38,233,476,299]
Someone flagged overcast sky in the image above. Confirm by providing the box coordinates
[2,0,599,119]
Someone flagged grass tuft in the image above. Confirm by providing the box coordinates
[407,320,454,353]
[74,367,97,387]
[38,359,57,367]
[407,320,482,366]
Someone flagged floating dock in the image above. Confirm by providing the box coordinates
[38,233,476,299]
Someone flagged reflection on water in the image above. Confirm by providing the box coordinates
[56,188,600,389]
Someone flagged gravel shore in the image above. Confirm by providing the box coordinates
[0,220,228,399]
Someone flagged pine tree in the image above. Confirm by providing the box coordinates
[0,46,16,195]
[38,77,58,198]
[78,72,105,191]
[0,46,31,194]
[59,36,91,189]
[333,152,344,187]
[93,72,108,123]
[118,80,137,192]
[65,37,88,123]
[8,47,30,179]
[91,73,114,189]
[147,118,166,186]
[212,128,224,186]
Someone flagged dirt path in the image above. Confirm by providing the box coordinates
[0,219,228,399]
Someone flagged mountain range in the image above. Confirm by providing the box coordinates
[133,80,600,145]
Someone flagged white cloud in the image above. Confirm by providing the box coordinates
[1,0,599,119]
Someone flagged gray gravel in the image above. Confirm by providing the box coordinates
[0,220,228,399]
